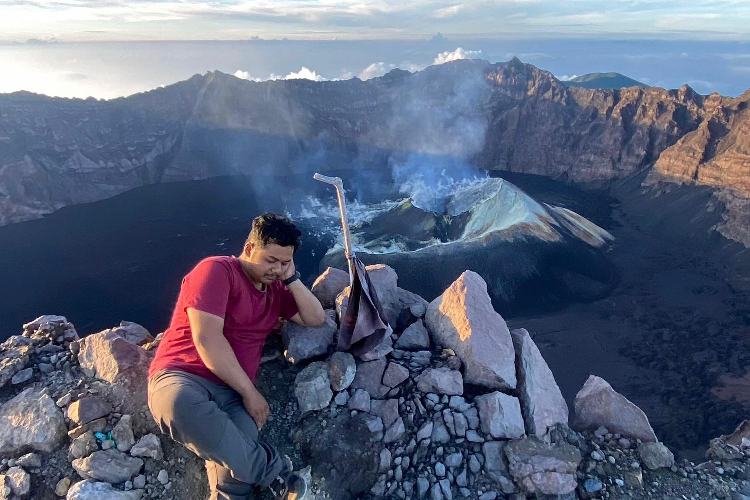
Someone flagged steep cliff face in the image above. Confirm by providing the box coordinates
[0,58,748,226]
[650,90,750,193]
[480,60,707,181]
[0,76,206,225]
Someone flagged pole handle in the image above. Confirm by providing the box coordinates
[313,173,343,188]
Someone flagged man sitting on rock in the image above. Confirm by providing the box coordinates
[147,213,325,500]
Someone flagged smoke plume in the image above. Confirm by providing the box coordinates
[375,59,491,212]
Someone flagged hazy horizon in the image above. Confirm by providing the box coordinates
[1,38,749,100]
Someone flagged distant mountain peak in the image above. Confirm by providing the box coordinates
[562,72,647,90]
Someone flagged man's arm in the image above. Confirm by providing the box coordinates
[280,260,325,327]
[287,280,326,327]
[187,307,270,428]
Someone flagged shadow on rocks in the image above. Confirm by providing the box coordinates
[292,412,380,500]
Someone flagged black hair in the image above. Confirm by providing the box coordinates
[245,213,301,252]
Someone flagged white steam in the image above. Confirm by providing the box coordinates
[379,55,491,212]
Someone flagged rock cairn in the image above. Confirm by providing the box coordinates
[2,267,750,499]
[297,266,750,500]
[0,317,199,500]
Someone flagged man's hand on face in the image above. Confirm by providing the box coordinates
[242,389,270,430]
[280,259,296,282]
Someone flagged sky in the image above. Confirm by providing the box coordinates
[0,1,749,99]
[2,0,749,42]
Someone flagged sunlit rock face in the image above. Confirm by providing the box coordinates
[319,178,617,317]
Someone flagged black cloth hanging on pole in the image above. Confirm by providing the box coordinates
[337,256,391,356]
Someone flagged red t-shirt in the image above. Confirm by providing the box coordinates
[148,256,299,385]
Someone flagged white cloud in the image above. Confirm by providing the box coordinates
[556,74,578,81]
[433,47,482,65]
[359,62,396,80]
[233,70,262,82]
[433,4,465,19]
[356,60,428,80]
[337,70,355,80]
[655,13,721,29]
[400,62,427,72]
[283,66,326,81]
[234,66,327,82]
[719,53,750,61]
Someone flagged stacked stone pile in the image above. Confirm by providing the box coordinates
[294,266,750,500]
[2,266,750,499]
[0,316,203,500]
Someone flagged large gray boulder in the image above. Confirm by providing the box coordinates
[387,287,429,331]
[282,310,337,364]
[66,480,143,500]
[109,321,154,346]
[349,358,389,398]
[67,397,112,426]
[358,334,393,362]
[425,271,516,391]
[10,368,32,385]
[394,321,431,351]
[328,352,356,392]
[0,336,34,389]
[294,361,333,413]
[311,267,350,308]
[347,389,371,412]
[130,434,163,460]
[416,368,463,396]
[573,375,657,442]
[3,466,30,498]
[111,415,136,453]
[511,328,568,436]
[0,388,66,455]
[475,392,525,439]
[482,441,516,494]
[504,437,581,496]
[77,328,150,384]
[383,417,405,443]
[72,450,143,484]
[637,442,674,470]
[369,399,399,428]
[69,431,99,460]
[382,362,409,388]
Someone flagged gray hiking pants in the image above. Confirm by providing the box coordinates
[148,369,286,500]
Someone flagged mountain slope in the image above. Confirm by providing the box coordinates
[0,58,748,227]
[563,72,647,89]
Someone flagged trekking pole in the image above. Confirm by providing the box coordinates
[313,173,355,286]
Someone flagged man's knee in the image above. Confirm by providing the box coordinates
[148,380,212,437]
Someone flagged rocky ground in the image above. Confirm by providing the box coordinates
[2,266,750,500]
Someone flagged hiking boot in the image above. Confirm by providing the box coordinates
[268,456,308,500]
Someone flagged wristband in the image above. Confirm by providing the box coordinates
[283,271,301,286]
